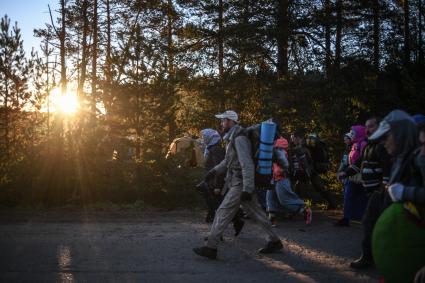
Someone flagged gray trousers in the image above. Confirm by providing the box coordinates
[207,180,280,249]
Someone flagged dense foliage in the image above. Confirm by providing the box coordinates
[0,0,424,207]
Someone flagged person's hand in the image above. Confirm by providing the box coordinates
[388,183,404,202]
[337,172,347,180]
[204,169,216,182]
[241,191,252,202]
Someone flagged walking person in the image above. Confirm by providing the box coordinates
[193,110,282,260]
[267,136,311,226]
[290,129,337,209]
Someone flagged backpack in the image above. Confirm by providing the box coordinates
[239,124,277,189]
[305,134,330,174]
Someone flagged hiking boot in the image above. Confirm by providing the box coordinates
[350,255,374,269]
[193,246,217,260]
[258,240,283,254]
[233,219,245,236]
[334,218,350,227]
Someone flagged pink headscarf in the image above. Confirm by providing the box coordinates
[349,125,367,164]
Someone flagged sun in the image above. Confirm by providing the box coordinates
[50,88,79,114]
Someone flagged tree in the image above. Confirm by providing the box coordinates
[0,15,31,156]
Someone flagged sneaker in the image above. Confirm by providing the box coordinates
[333,218,350,227]
[350,255,374,269]
[258,240,283,254]
[233,219,245,236]
[193,246,217,260]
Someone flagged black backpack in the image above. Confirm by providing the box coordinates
[305,134,330,174]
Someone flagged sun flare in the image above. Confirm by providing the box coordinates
[50,88,79,114]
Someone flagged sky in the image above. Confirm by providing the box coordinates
[1,0,58,54]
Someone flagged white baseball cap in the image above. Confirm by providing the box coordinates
[215,110,239,123]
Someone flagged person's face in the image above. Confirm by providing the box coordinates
[384,131,396,155]
[344,137,352,146]
[221,119,234,132]
[419,130,425,145]
[365,119,379,137]
[291,135,302,146]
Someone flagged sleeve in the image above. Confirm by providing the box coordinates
[234,136,255,193]
[380,145,392,185]
[274,148,289,170]
[213,158,227,176]
[344,145,362,177]
[402,155,425,204]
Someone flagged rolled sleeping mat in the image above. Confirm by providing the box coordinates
[257,121,277,175]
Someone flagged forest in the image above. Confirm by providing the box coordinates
[0,0,424,207]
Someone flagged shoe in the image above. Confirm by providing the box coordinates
[233,219,245,236]
[350,255,374,269]
[268,213,277,227]
[258,240,283,254]
[205,212,214,223]
[334,218,350,227]
[193,246,217,260]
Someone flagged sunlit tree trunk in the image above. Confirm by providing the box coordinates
[91,0,98,114]
[78,0,89,100]
[60,0,67,95]
[167,0,176,142]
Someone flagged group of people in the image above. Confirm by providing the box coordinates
[192,109,425,283]
[335,111,425,282]
[193,110,336,258]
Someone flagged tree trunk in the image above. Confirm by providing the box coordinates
[373,0,380,71]
[91,0,98,114]
[418,0,423,66]
[167,0,176,142]
[277,0,289,79]
[324,0,331,76]
[404,0,410,66]
[105,0,112,105]
[78,0,89,100]
[4,77,9,155]
[335,0,342,70]
[218,0,225,108]
[60,0,67,95]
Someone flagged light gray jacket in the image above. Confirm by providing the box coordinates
[213,125,255,194]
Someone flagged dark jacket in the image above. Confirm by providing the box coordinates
[399,148,425,204]
[360,141,392,189]
[290,144,314,179]
[205,143,225,171]
[338,145,351,173]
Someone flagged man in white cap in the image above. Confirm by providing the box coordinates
[193,110,282,259]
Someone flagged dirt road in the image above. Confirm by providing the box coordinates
[0,209,378,282]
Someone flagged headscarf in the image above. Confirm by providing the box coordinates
[349,125,367,164]
[200,128,222,157]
